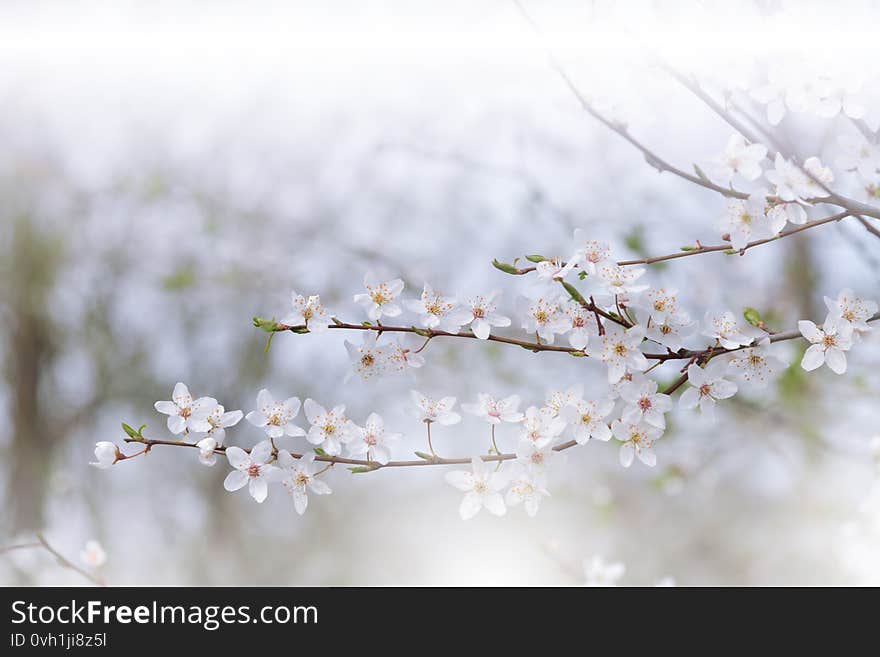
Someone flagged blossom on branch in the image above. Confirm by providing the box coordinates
[353,273,404,321]
[445,456,508,520]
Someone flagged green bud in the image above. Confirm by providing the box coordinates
[414,451,434,460]
[680,245,699,251]
[122,423,139,438]
[348,466,376,474]
[253,317,280,332]
[492,259,519,275]
[524,254,546,263]
[743,307,763,328]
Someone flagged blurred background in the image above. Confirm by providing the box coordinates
[2,0,879,585]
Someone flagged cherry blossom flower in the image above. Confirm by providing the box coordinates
[535,257,567,282]
[645,312,695,352]
[353,273,404,321]
[276,451,331,515]
[560,231,613,278]
[303,399,354,456]
[824,288,878,335]
[347,413,401,464]
[344,332,389,381]
[245,389,305,439]
[710,133,767,184]
[767,200,807,227]
[462,393,524,424]
[679,360,738,420]
[405,284,471,333]
[612,420,662,468]
[583,556,625,587]
[384,335,426,372]
[633,287,682,322]
[154,382,217,435]
[619,378,672,429]
[561,397,614,444]
[836,135,880,181]
[196,437,220,466]
[462,291,511,339]
[90,442,119,469]
[799,318,854,375]
[588,324,649,383]
[519,406,566,447]
[280,290,331,331]
[516,439,564,476]
[562,301,595,349]
[80,540,107,568]
[544,384,584,417]
[519,294,568,344]
[751,63,799,125]
[727,338,786,387]
[595,263,648,297]
[702,311,763,349]
[719,193,774,250]
[223,440,278,503]
[445,456,508,520]
[410,390,461,425]
[200,404,243,445]
[766,154,832,202]
[505,466,550,517]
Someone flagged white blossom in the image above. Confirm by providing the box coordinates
[80,540,107,568]
[560,231,613,278]
[535,257,567,282]
[515,439,564,476]
[719,193,775,250]
[201,404,243,445]
[405,284,471,333]
[276,451,331,515]
[612,420,662,468]
[445,456,508,519]
[799,318,854,375]
[347,413,401,464]
[836,135,880,181]
[153,382,217,435]
[463,291,511,339]
[710,133,767,184]
[702,311,763,349]
[767,201,807,227]
[90,442,118,469]
[519,294,569,344]
[588,324,649,383]
[344,332,389,381]
[223,440,278,503]
[544,384,584,417]
[619,378,672,429]
[462,394,524,424]
[561,397,614,444]
[562,301,596,349]
[245,389,305,439]
[583,555,625,587]
[410,390,461,425]
[645,312,695,352]
[632,287,682,323]
[824,288,878,335]
[766,154,832,202]
[595,262,648,297]
[279,290,332,331]
[303,399,354,456]
[505,466,550,517]
[679,360,738,420]
[353,273,404,321]
[728,338,786,387]
[519,406,566,447]
[384,335,426,372]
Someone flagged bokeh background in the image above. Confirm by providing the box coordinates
[2,0,879,585]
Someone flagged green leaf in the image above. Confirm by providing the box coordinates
[561,281,587,305]
[743,307,763,328]
[289,326,310,334]
[121,423,139,438]
[314,447,327,456]
[492,259,519,275]
[524,254,546,263]
[578,271,587,280]
[137,424,147,436]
